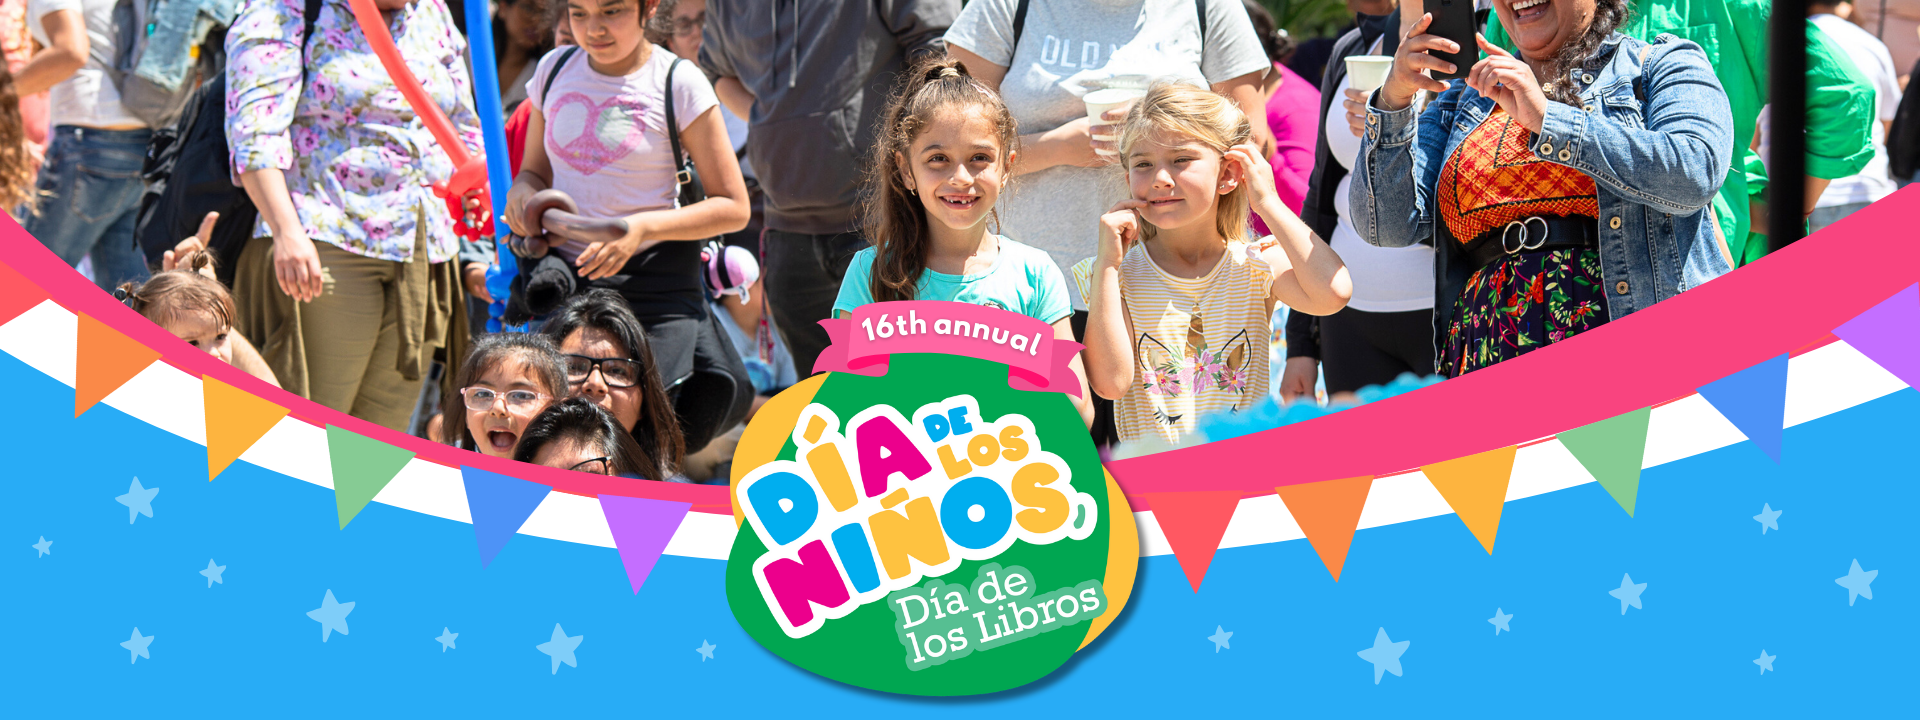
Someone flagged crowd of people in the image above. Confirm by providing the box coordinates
[0,0,1902,480]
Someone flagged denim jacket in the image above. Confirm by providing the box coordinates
[133,0,241,91]
[1351,32,1734,353]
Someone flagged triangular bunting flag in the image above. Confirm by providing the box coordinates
[325,425,415,529]
[461,467,553,567]
[1696,353,1790,463]
[600,494,693,594]
[1274,476,1374,581]
[74,313,161,417]
[0,259,48,326]
[1139,491,1244,592]
[1557,407,1652,517]
[1422,446,1518,554]
[1833,283,1919,392]
[202,376,290,480]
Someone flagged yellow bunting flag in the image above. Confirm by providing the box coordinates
[202,376,291,480]
[74,313,161,417]
[1421,446,1519,554]
[1275,475,1375,581]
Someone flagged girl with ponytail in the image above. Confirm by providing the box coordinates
[832,57,1092,426]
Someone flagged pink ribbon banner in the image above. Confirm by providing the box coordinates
[815,301,1084,398]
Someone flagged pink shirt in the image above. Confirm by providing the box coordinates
[1252,62,1319,235]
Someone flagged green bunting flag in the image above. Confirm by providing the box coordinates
[1556,407,1652,516]
[326,425,416,529]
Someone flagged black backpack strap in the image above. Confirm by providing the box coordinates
[1012,0,1030,50]
[541,46,580,108]
[1196,0,1208,39]
[667,57,691,187]
[299,0,321,81]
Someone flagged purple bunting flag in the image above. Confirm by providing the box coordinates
[599,494,693,594]
[1833,283,1919,391]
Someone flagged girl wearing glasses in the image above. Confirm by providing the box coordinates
[541,290,687,480]
[439,334,570,458]
[515,397,669,480]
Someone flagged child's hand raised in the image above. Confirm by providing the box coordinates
[1097,199,1148,265]
[162,212,220,279]
[1224,144,1277,206]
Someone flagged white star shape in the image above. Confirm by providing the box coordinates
[1753,504,1781,534]
[696,639,715,661]
[1609,573,1647,615]
[1488,608,1513,635]
[1754,649,1775,674]
[1208,626,1233,652]
[200,559,226,588]
[121,627,155,664]
[1835,559,1878,606]
[437,628,458,652]
[537,624,583,674]
[33,536,51,557]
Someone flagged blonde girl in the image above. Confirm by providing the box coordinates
[833,58,1091,426]
[1082,82,1350,445]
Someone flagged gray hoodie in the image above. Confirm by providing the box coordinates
[699,0,958,235]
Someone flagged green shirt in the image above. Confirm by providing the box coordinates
[833,236,1075,324]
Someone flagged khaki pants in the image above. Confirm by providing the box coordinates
[234,229,462,432]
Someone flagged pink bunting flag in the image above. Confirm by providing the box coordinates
[599,494,693,594]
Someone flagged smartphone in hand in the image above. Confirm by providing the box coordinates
[1425,0,1480,81]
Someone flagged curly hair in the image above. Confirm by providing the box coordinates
[0,64,35,218]
[1534,0,1632,106]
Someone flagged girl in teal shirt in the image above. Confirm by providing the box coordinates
[832,59,1092,426]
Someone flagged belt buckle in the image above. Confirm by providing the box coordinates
[1501,217,1551,255]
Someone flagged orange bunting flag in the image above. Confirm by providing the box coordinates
[1140,491,1244,592]
[1275,476,1375,581]
[202,376,291,480]
[0,258,48,326]
[75,313,161,417]
[1421,446,1519,554]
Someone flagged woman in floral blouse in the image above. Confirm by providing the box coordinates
[226,0,486,430]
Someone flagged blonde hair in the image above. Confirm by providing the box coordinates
[1115,82,1253,244]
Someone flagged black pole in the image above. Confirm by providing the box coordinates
[1768,0,1807,252]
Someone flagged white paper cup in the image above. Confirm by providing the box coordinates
[1345,55,1394,93]
[1084,88,1145,155]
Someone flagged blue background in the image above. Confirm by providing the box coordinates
[4,349,1910,715]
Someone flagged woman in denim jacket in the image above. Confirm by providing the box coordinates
[1350,0,1733,376]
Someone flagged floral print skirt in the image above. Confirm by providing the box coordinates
[1440,248,1611,377]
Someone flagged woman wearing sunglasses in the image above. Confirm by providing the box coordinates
[541,290,687,480]
[515,398,671,481]
[439,334,569,458]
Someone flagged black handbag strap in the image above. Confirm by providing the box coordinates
[666,57,692,188]
[541,46,580,108]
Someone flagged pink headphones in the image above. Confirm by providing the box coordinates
[702,240,761,302]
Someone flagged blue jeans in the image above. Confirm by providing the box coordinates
[24,126,154,290]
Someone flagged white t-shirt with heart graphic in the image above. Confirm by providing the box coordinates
[528,45,718,262]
